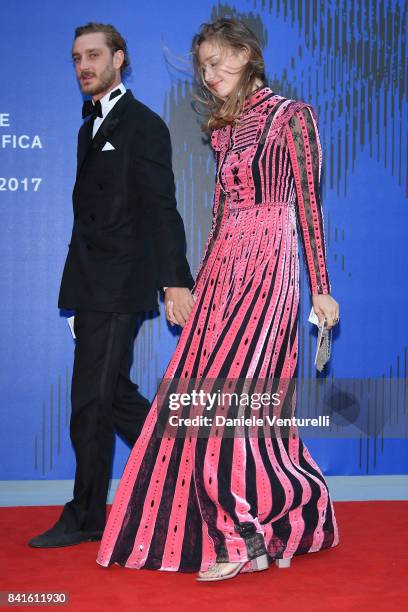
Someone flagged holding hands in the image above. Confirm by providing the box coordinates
[164,288,196,327]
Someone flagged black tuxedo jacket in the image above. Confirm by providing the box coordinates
[58,90,194,313]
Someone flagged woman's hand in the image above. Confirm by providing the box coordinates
[164,288,196,327]
[312,294,340,330]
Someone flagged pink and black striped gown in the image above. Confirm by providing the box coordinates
[96,86,339,572]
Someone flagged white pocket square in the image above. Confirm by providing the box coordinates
[102,141,115,151]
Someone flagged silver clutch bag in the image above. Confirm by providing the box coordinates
[315,319,331,371]
[308,308,332,372]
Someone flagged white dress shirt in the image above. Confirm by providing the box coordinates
[92,82,126,138]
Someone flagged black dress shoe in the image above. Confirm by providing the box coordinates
[28,521,103,548]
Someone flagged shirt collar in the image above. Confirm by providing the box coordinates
[94,82,126,119]
[243,85,275,113]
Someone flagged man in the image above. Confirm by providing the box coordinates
[29,22,194,548]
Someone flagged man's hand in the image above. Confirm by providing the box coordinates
[164,287,196,327]
[312,294,340,330]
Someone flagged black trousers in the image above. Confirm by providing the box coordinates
[59,310,151,532]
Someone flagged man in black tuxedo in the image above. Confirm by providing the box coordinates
[29,23,194,548]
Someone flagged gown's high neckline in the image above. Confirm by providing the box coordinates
[243,85,275,112]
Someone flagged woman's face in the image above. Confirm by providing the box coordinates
[198,39,249,100]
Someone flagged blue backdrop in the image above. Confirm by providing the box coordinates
[1,0,407,482]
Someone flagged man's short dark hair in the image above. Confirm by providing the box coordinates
[74,22,130,76]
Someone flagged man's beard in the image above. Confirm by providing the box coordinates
[80,63,116,96]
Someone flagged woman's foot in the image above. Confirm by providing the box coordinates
[196,553,269,582]
[275,557,292,568]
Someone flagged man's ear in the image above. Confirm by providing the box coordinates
[113,49,125,71]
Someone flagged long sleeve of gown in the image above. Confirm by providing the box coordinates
[285,105,331,295]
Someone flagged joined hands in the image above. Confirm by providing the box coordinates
[164,287,196,327]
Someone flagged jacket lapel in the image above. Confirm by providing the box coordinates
[75,89,134,182]
[76,117,93,177]
[91,116,120,152]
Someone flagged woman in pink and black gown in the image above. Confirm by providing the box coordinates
[96,17,340,582]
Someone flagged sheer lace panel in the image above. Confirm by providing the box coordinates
[286,105,331,295]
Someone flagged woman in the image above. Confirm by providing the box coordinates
[96,18,340,582]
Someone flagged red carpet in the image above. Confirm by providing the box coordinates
[0,502,407,611]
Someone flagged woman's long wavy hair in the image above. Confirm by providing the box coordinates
[191,18,267,131]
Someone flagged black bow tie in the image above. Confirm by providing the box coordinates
[82,99,102,119]
[81,88,122,120]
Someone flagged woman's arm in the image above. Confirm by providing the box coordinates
[285,104,331,296]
